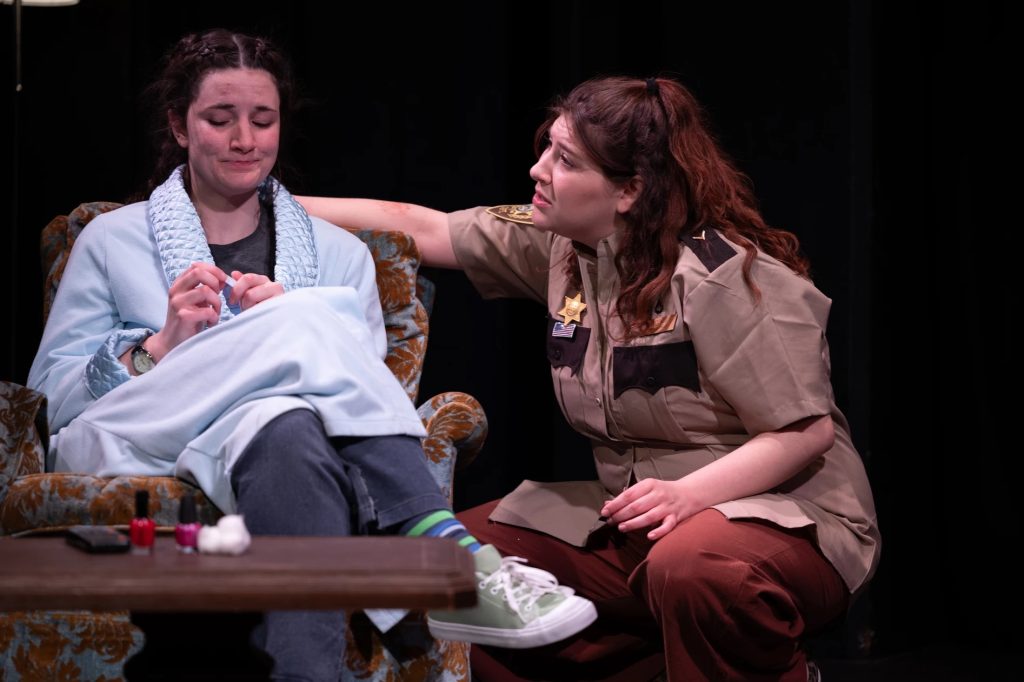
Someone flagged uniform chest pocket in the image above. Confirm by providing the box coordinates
[546,316,591,376]
[613,341,700,398]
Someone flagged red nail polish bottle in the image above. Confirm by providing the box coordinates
[130,489,156,555]
[175,493,200,554]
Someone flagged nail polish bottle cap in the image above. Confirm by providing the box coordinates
[179,493,197,525]
[135,489,149,518]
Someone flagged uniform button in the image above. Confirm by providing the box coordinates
[553,349,562,360]
[596,398,602,406]
[645,376,657,387]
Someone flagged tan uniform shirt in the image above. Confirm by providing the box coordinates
[449,205,880,594]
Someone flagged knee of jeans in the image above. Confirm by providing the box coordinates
[236,410,335,480]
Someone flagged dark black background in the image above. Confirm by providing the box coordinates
[0,0,1013,674]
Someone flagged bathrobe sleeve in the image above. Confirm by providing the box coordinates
[27,203,165,432]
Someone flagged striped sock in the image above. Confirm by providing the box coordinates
[402,510,482,553]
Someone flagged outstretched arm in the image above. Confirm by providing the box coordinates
[297,196,460,270]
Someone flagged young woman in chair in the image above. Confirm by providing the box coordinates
[27,29,595,681]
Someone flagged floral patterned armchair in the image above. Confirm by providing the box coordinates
[0,201,487,681]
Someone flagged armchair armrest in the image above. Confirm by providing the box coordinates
[1,382,217,539]
[417,392,488,503]
[0,382,48,507]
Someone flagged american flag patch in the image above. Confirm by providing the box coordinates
[552,322,576,338]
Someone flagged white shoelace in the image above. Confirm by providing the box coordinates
[479,555,573,621]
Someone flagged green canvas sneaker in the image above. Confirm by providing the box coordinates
[427,544,598,648]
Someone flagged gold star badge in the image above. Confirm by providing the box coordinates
[557,293,587,325]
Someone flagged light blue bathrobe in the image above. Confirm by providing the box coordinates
[27,168,426,513]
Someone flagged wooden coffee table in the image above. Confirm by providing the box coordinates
[0,533,476,680]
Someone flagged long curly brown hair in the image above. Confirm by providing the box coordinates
[535,76,810,338]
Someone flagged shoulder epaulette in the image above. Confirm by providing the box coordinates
[486,204,534,225]
[679,228,737,273]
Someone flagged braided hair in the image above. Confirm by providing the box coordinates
[142,29,297,196]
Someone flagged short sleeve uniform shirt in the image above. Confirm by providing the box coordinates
[449,205,880,594]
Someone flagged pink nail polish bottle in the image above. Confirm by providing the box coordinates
[175,493,200,554]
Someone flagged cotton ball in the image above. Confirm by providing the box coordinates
[197,524,223,553]
[197,514,251,555]
[216,514,251,555]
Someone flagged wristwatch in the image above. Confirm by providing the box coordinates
[131,341,156,375]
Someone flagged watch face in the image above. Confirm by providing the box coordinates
[132,345,155,374]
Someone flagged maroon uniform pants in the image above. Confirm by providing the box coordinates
[459,501,849,682]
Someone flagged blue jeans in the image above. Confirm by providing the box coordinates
[230,408,448,681]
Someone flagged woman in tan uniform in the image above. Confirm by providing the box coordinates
[299,75,880,682]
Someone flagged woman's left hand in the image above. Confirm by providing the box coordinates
[600,478,697,541]
[599,415,835,542]
[227,271,285,311]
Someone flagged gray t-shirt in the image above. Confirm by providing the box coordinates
[208,208,274,277]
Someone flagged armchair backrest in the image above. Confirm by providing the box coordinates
[40,202,432,404]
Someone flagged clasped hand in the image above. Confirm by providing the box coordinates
[150,262,284,358]
[600,477,698,541]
